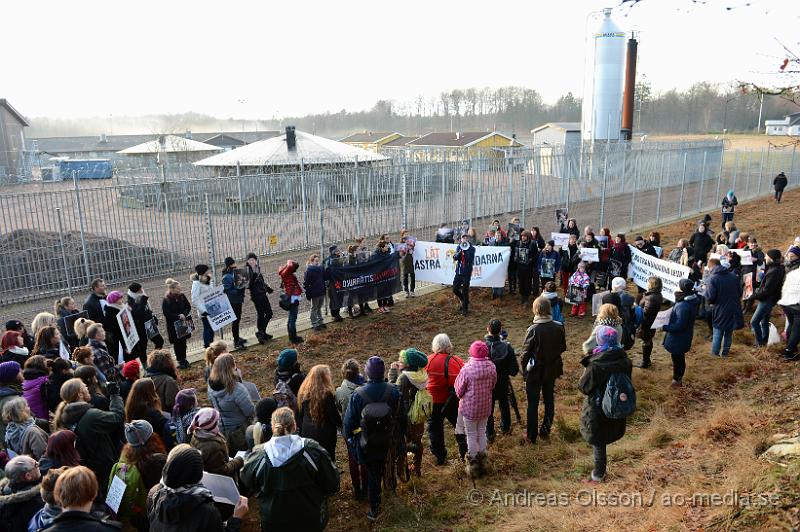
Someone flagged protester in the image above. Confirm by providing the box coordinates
[773,171,788,202]
[28,466,66,532]
[568,261,591,318]
[189,264,215,349]
[246,252,275,344]
[43,359,73,414]
[390,348,429,476]
[241,407,340,531]
[82,279,107,324]
[5,320,35,352]
[147,444,248,532]
[297,364,341,460]
[515,230,538,306]
[635,277,664,368]
[399,239,416,298]
[38,430,81,476]
[109,420,168,530]
[246,397,277,450]
[21,355,49,420]
[278,259,305,343]
[303,254,327,331]
[426,334,466,465]
[32,325,62,360]
[689,222,714,265]
[53,377,124,493]
[334,359,367,499]
[724,222,740,247]
[453,233,476,314]
[203,340,229,381]
[372,241,394,313]
[484,319,518,441]
[343,356,404,520]
[46,466,122,531]
[146,349,180,414]
[749,249,785,347]
[561,218,580,237]
[162,279,192,370]
[54,297,81,353]
[221,257,247,349]
[662,278,700,387]
[120,359,141,402]
[742,237,765,312]
[171,388,200,445]
[578,327,633,482]
[721,189,738,228]
[125,377,174,449]
[102,290,129,362]
[128,282,165,364]
[71,317,94,348]
[454,341,497,478]
[507,217,521,294]
[706,257,745,358]
[324,246,345,322]
[777,246,800,361]
[2,397,48,458]
[75,365,109,411]
[207,353,255,454]
[31,313,58,341]
[0,361,24,446]
[0,455,44,531]
[521,297,566,444]
[560,233,581,290]
[609,234,632,281]
[538,240,561,289]
[1,331,30,365]
[275,348,306,400]
[86,323,119,383]
[188,407,244,479]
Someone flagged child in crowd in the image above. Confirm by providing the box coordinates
[568,262,591,318]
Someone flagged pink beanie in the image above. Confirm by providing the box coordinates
[469,340,489,360]
[106,291,124,304]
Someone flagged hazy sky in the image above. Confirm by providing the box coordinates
[2,0,796,119]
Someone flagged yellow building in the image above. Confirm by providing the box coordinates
[339,131,402,152]
[403,131,524,160]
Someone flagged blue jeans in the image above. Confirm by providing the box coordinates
[201,316,214,347]
[287,301,299,338]
[750,301,773,346]
[711,327,733,356]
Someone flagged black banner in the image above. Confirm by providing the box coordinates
[330,252,401,300]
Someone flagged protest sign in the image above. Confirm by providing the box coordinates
[413,241,510,288]
[555,208,568,226]
[60,310,88,340]
[116,307,140,353]
[202,287,236,331]
[550,232,571,248]
[731,249,753,266]
[174,317,195,340]
[106,474,127,514]
[202,471,240,506]
[651,308,673,329]
[628,245,691,303]
[329,252,401,299]
[580,248,599,263]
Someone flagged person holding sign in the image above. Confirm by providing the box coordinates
[102,291,128,362]
[537,240,561,290]
[222,258,247,349]
[636,277,664,369]
[560,234,581,291]
[127,283,164,365]
[190,264,216,349]
[161,279,192,370]
[246,252,275,344]
[515,231,539,307]
[453,234,476,315]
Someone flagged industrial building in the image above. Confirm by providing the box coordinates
[531,122,581,147]
[0,99,29,179]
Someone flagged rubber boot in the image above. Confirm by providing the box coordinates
[455,434,468,462]
[476,451,488,478]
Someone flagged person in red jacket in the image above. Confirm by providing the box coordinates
[278,260,304,344]
[426,333,467,465]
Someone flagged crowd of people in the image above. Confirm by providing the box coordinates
[0,184,798,530]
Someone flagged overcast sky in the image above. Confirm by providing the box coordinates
[2,0,796,119]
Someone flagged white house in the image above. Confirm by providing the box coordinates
[765,112,800,136]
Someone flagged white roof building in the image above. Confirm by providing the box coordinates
[118,135,222,154]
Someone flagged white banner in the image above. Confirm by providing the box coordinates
[628,245,691,303]
[413,241,510,288]
[580,248,599,263]
[116,306,140,353]
[202,287,237,331]
[550,232,571,248]
[731,249,753,266]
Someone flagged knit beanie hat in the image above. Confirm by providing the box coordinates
[106,291,124,305]
[595,325,619,350]
[400,348,428,371]
[469,341,489,360]
[277,349,297,370]
[365,356,385,381]
[172,388,197,418]
[188,407,220,435]
[128,282,143,293]
[124,420,154,447]
[788,246,800,258]
[766,249,782,263]
[4,320,23,331]
[246,252,258,261]
[162,444,204,488]
[256,397,278,424]
[224,257,235,267]
[611,277,626,292]
[328,245,339,255]
[634,235,644,242]
[121,359,141,381]
[0,361,21,383]
[678,278,695,294]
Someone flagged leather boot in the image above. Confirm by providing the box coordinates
[637,344,652,368]
[455,434,468,462]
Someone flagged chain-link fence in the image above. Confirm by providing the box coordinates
[1,141,796,352]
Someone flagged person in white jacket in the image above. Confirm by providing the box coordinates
[191,264,216,348]
[778,246,800,361]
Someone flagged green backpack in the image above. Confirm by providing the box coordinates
[408,387,433,425]
[108,462,147,531]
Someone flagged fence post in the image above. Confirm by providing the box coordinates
[318,181,327,316]
[354,158,362,237]
[236,162,248,257]
[72,171,92,286]
[678,152,688,218]
[566,159,572,215]
[620,149,627,193]
[521,171,527,228]
[161,182,176,270]
[791,144,797,179]
[715,148,724,208]
[629,154,640,230]
[441,161,448,223]
[655,153,665,224]
[55,207,73,297]
[402,167,408,230]
[534,155,541,209]
[300,158,309,248]
[757,148,765,197]
[506,155,513,213]
[731,150,739,193]
[599,152,608,228]
[204,193,218,282]
[698,151,707,213]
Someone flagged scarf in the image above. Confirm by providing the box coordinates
[9,346,28,357]
[128,290,143,303]
[594,317,621,328]
[173,407,200,444]
[402,369,428,390]
[158,481,213,499]
[5,418,35,453]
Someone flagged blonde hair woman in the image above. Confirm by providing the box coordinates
[203,340,229,381]
[207,353,255,453]
[582,303,623,354]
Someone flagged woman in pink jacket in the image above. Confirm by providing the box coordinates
[454,340,497,479]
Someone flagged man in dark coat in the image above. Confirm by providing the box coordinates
[245,253,274,343]
[452,234,476,315]
[689,223,714,265]
[484,319,519,441]
[127,282,164,364]
[773,171,788,202]
[662,278,700,386]
[83,278,108,324]
[751,249,785,347]
[324,246,345,322]
[0,455,44,532]
[520,297,566,444]
[222,257,247,349]
[516,230,539,306]
[706,257,744,357]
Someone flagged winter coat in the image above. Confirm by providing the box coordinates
[689,231,715,263]
[426,352,464,404]
[190,274,214,319]
[278,262,302,297]
[453,244,476,277]
[520,318,566,383]
[41,510,122,532]
[83,293,106,324]
[560,221,580,237]
[0,478,44,532]
[247,262,273,301]
[57,308,81,352]
[190,432,244,478]
[5,419,48,458]
[28,502,61,532]
[753,262,785,305]
[298,394,341,459]
[0,385,23,447]
[128,292,157,344]
[396,369,427,422]
[44,372,71,413]
[147,483,239,532]
[578,347,632,446]
[22,368,49,420]
[640,289,664,330]
[560,244,581,273]
[139,407,174,450]
[58,395,124,492]
[303,264,326,299]
[342,381,405,463]
[454,357,497,420]
[240,435,340,532]
[721,195,738,214]
[0,347,29,367]
[207,380,255,432]
[147,370,180,414]
[742,248,765,277]
[484,335,519,384]
[515,239,537,267]
[774,173,788,191]
[89,339,119,383]
[610,242,632,268]
[537,249,561,278]
[334,378,363,417]
[778,260,800,308]
[399,251,414,276]
[706,265,745,330]
[221,268,245,306]
[582,319,624,355]
[274,368,306,398]
[161,294,191,344]
[662,293,700,355]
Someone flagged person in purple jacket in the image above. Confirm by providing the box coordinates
[21,355,49,420]
[303,254,327,332]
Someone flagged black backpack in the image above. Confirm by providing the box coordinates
[357,386,394,456]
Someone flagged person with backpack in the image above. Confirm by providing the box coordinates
[240,407,340,531]
[343,356,404,521]
[274,349,306,410]
[483,319,519,442]
[578,326,634,482]
[453,233,476,315]
[541,281,565,324]
[189,407,244,479]
[773,171,788,202]
[207,353,255,454]
[662,279,700,387]
[390,348,430,477]
[246,252,275,344]
[520,297,566,445]
[221,258,247,349]
[335,359,367,499]
[297,364,342,460]
[706,257,745,358]
[454,341,497,479]
[246,397,278,450]
[751,249,785,347]
[636,277,664,368]
[109,420,167,531]
[425,334,467,465]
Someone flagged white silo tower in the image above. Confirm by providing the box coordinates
[581,8,627,143]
